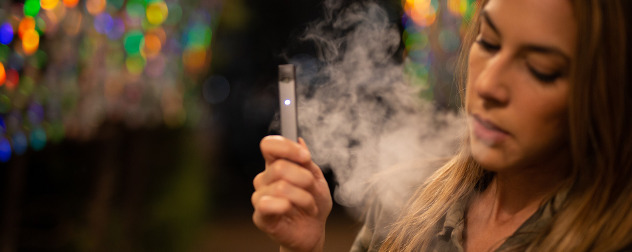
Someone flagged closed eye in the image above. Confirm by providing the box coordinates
[527,65,562,83]
[476,39,500,53]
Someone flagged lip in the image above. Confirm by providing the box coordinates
[470,114,510,144]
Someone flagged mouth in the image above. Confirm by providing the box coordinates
[470,114,510,144]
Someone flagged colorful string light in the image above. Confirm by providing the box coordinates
[401,0,477,101]
[0,0,221,161]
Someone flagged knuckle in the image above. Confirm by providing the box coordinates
[259,136,270,151]
[271,160,286,174]
[253,172,264,188]
[251,191,260,205]
[274,180,291,194]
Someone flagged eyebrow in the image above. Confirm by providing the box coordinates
[479,10,571,63]
[481,10,500,36]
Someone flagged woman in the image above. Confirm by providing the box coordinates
[252,0,632,251]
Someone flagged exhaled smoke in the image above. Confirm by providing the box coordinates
[286,1,465,219]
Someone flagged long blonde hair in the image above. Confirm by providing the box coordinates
[380,0,632,251]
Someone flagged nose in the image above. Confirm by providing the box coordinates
[473,54,511,107]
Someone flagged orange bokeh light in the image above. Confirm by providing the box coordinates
[41,0,60,10]
[18,17,36,38]
[142,34,162,58]
[86,0,106,15]
[63,0,79,8]
[182,46,208,73]
[147,27,167,44]
[22,29,40,55]
[404,0,437,27]
[0,63,5,86]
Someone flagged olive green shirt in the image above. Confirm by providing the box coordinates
[350,192,565,252]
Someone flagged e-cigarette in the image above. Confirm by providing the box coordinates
[278,64,298,142]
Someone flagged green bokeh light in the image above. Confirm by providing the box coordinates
[24,0,41,17]
[30,127,47,151]
[0,44,9,62]
[124,30,144,55]
[186,25,212,48]
[126,3,146,18]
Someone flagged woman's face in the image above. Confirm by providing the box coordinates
[465,0,577,172]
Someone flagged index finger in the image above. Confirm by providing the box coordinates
[260,135,311,165]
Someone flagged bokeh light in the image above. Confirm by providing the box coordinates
[94,13,113,34]
[35,17,47,34]
[185,24,212,48]
[0,137,11,162]
[18,17,36,38]
[0,0,219,157]
[30,127,47,151]
[403,0,438,27]
[22,29,40,55]
[0,63,5,85]
[106,18,125,40]
[126,54,146,75]
[0,117,5,133]
[0,45,9,61]
[12,132,28,155]
[41,0,60,10]
[401,0,478,101]
[202,76,230,104]
[146,2,169,26]
[5,69,19,90]
[447,0,468,16]
[124,30,144,55]
[183,46,207,73]
[86,0,107,16]
[0,23,14,45]
[24,0,41,17]
[142,33,162,58]
[63,0,79,8]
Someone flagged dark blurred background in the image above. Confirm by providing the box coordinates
[0,0,473,250]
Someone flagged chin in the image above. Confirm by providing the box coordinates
[470,137,511,172]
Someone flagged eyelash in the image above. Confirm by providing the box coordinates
[476,38,562,83]
[476,39,500,52]
[527,66,561,83]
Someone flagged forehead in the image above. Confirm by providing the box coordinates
[483,0,577,58]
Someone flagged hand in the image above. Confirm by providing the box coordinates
[252,136,332,252]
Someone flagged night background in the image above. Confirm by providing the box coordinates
[0,0,474,250]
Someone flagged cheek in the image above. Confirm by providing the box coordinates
[514,88,570,154]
